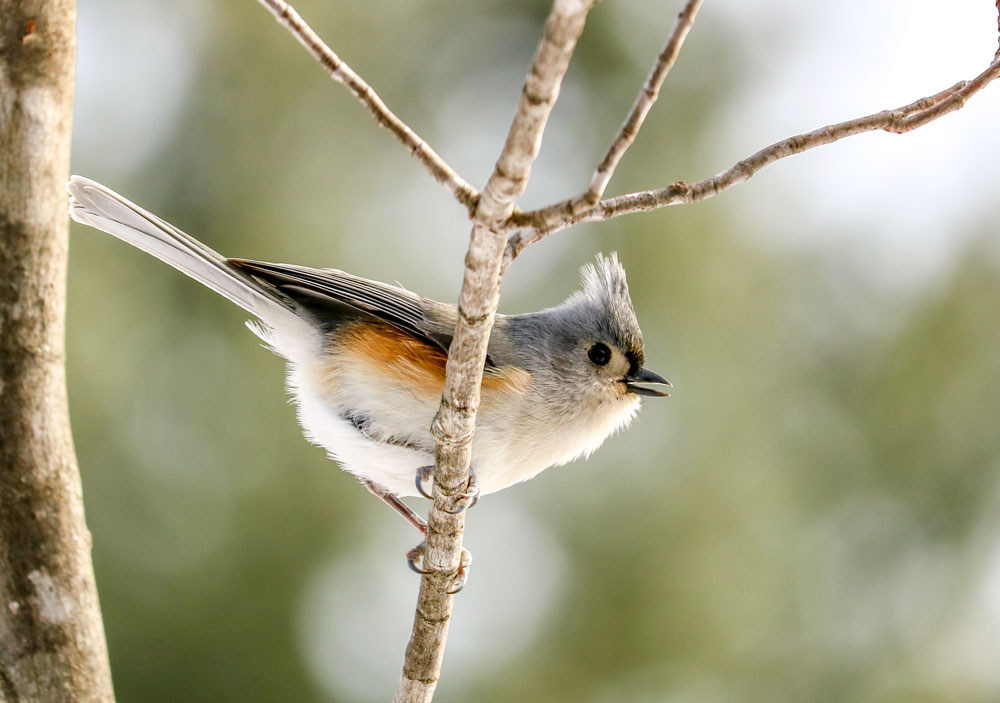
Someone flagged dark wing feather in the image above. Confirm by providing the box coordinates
[229,259,451,351]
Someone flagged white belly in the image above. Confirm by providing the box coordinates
[264,320,640,499]
[288,358,640,498]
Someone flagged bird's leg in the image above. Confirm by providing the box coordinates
[363,479,427,536]
[414,464,480,514]
[362,480,437,575]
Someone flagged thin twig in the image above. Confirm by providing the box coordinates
[392,2,597,702]
[256,0,480,212]
[586,0,703,203]
[503,56,1000,268]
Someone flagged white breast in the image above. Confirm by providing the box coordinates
[470,388,640,494]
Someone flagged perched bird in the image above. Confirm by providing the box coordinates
[67,176,670,584]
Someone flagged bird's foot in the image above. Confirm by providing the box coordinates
[414,465,480,514]
[443,471,480,515]
[405,542,472,594]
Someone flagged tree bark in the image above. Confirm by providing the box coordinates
[0,2,116,701]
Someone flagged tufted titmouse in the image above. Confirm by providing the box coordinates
[67,176,670,578]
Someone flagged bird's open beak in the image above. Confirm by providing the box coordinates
[625,368,672,397]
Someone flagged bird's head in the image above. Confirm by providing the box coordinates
[526,253,671,407]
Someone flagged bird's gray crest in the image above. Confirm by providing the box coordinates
[575,253,644,357]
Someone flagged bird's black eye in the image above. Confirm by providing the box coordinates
[588,342,612,366]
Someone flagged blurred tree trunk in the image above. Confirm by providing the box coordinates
[0,1,116,701]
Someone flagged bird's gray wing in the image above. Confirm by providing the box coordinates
[229,259,456,352]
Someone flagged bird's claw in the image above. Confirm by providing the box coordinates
[405,542,473,594]
[406,541,433,575]
[447,548,473,594]
[415,465,434,500]
[443,472,480,514]
[416,466,480,514]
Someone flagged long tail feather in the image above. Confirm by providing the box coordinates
[67,176,298,329]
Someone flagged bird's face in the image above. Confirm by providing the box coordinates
[553,333,670,409]
[578,337,671,400]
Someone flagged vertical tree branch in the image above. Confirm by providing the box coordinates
[392,2,596,701]
[0,1,116,701]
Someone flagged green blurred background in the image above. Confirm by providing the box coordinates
[67,1,1000,701]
